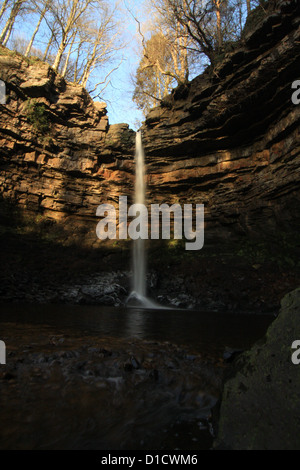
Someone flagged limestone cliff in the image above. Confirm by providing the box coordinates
[0,0,299,246]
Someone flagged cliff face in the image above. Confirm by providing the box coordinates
[0,52,135,244]
[214,288,300,449]
[0,0,299,246]
[143,0,300,240]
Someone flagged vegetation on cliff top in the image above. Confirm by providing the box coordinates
[0,0,123,102]
[0,0,280,124]
[133,0,271,116]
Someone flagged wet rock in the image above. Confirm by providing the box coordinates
[1,371,15,381]
[98,348,112,358]
[223,348,244,363]
[130,356,140,370]
[123,362,133,372]
[0,322,226,450]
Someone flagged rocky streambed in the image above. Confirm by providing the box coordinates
[1,290,299,450]
[0,322,224,450]
[0,226,298,313]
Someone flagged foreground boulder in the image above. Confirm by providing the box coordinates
[214,287,300,450]
[143,0,300,241]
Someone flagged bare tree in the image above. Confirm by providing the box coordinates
[0,0,26,45]
[0,0,131,109]
[214,0,223,50]
[0,0,11,22]
[61,29,76,76]
[79,3,120,87]
[149,0,246,67]
[133,32,179,115]
[157,0,216,65]
[130,0,195,115]
[148,0,191,83]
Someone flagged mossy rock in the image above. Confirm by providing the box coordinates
[26,99,49,135]
[214,288,300,450]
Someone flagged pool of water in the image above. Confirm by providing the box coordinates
[0,304,273,450]
[0,303,273,356]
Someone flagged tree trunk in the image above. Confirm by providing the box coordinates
[0,14,12,44]
[247,0,251,14]
[25,3,48,57]
[179,27,189,82]
[52,0,80,71]
[62,32,76,77]
[81,54,95,87]
[0,0,23,45]
[52,36,67,71]
[81,27,101,87]
[215,0,222,51]
[43,31,54,61]
[73,41,83,83]
[2,21,13,46]
[0,0,10,22]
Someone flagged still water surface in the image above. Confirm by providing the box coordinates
[0,303,273,355]
[0,304,274,450]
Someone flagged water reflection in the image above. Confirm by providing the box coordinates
[0,303,273,356]
[124,308,146,337]
[0,303,274,450]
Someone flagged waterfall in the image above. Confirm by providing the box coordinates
[126,130,165,309]
[133,130,146,298]
[127,130,157,308]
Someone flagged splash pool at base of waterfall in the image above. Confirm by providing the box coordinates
[126,291,163,309]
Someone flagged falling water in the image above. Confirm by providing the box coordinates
[133,130,147,298]
[127,130,160,309]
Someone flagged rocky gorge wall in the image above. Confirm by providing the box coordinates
[0,53,135,245]
[0,0,299,247]
[214,287,300,449]
[142,0,300,241]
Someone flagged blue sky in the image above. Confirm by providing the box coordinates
[101,0,147,129]
[2,0,249,130]
[90,0,147,129]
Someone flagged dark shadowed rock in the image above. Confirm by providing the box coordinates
[142,0,300,241]
[214,287,300,450]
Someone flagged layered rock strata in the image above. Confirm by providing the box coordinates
[0,54,135,244]
[142,0,300,240]
[0,0,299,244]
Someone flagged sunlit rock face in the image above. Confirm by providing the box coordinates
[0,52,135,245]
[0,0,299,246]
[142,0,300,241]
